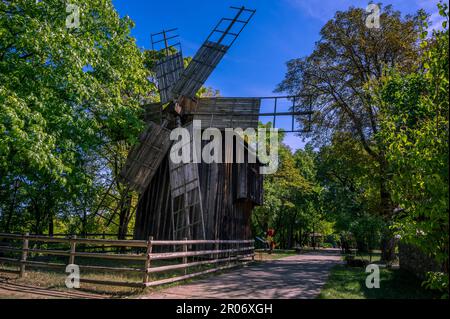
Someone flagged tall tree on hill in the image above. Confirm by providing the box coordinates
[276,5,423,261]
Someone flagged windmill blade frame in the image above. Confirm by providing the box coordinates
[151,29,185,104]
[119,121,173,193]
[171,6,256,99]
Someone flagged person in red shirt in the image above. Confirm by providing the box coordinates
[266,229,276,254]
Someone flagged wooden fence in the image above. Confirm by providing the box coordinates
[0,233,254,288]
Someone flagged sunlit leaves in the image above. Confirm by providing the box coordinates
[0,0,151,233]
[375,2,449,295]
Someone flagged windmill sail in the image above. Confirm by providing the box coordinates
[171,42,228,99]
[171,6,255,99]
[151,29,184,104]
[155,52,184,104]
[120,122,173,193]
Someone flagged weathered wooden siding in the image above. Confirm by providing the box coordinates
[198,161,257,240]
[191,98,261,129]
[134,139,263,241]
[134,155,173,241]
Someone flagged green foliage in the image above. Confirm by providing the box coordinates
[275,4,424,261]
[0,0,151,234]
[252,126,333,249]
[373,1,449,296]
[315,132,384,250]
[349,214,384,252]
[423,272,449,298]
[319,265,441,299]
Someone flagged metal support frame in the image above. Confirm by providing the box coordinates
[206,6,256,47]
[192,96,314,133]
[151,28,183,57]
[259,96,313,133]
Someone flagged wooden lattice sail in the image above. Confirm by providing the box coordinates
[155,52,184,104]
[120,122,172,193]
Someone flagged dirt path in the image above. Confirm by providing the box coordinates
[142,249,343,299]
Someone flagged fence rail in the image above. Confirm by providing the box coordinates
[0,233,254,288]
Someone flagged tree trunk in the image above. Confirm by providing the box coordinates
[380,233,397,265]
[312,222,316,250]
[118,193,132,240]
[379,153,396,263]
[48,216,54,237]
[4,180,20,233]
[81,208,88,238]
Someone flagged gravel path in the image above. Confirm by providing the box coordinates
[142,249,343,299]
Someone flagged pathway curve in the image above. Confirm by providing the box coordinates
[142,249,343,299]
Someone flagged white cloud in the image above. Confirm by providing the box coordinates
[285,0,447,21]
[283,0,362,22]
[284,0,448,31]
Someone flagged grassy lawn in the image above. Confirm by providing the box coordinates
[318,264,441,299]
[353,250,382,263]
[254,249,297,261]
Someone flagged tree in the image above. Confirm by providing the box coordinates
[0,0,151,234]
[374,2,449,294]
[276,5,422,261]
[315,133,384,253]
[252,126,331,249]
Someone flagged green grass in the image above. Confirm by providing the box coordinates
[353,250,382,263]
[318,265,441,299]
[254,249,297,260]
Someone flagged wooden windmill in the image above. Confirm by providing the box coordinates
[120,6,313,241]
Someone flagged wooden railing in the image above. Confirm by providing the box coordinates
[0,233,254,288]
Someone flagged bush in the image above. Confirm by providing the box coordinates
[423,272,449,299]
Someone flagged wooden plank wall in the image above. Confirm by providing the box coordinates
[192,98,261,129]
[134,139,263,241]
[134,154,173,242]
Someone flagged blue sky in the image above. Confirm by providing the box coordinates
[112,0,445,151]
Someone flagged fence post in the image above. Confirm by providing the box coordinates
[214,241,219,260]
[69,235,77,265]
[143,236,153,285]
[19,232,29,278]
[237,241,240,263]
[183,237,188,275]
[252,240,255,261]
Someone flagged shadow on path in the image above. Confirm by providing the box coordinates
[142,249,343,299]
